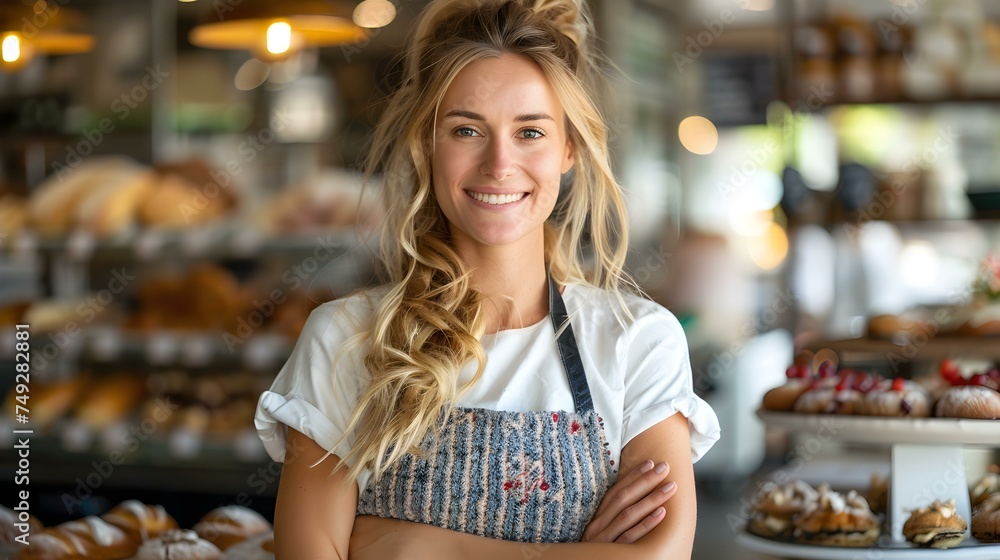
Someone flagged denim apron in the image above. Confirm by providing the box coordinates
[356,274,616,542]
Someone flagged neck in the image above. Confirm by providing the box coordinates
[452,230,549,335]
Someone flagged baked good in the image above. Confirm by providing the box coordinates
[971,465,1000,507]
[134,529,221,560]
[747,480,818,538]
[101,500,178,543]
[74,166,156,237]
[763,379,811,411]
[74,374,146,429]
[868,473,888,515]
[867,313,933,342]
[935,386,1000,419]
[973,493,1000,543]
[18,516,136,560]
[902,499,967,549]
[793,485,880,547]
[193,506,271,551]
[221,531,274,560]
[29,157,139,237]
[1,504,43,546]
[863,378,930,417]
[958,302,1000,336]
[0,195,28,244]
[5,375,88,431]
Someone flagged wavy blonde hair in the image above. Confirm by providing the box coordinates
[328,0,636,488]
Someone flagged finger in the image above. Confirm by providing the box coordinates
[593,460,654,517]
[614,506,666,544]
[586,481,677,543]
[585,463,670,540]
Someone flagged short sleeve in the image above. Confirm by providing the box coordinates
[254,299,370,464]
[619,305,720,463]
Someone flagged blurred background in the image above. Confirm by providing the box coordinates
[1,0,1000,558]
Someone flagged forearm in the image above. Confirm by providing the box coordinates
[430,525,685,560]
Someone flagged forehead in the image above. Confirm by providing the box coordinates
[439,54,564,117]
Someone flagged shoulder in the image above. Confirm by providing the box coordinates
[563,283,685,343]
[297,285,392,348]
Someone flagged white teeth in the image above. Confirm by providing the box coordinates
[465,191,526,205]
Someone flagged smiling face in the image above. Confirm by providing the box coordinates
[432,53,574,255]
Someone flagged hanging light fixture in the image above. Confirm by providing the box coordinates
[0,1,94,71]
[189,0,377,62]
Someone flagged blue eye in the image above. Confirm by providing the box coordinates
[521,128,544,140]
[455,127,479,137]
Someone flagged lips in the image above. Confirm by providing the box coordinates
[464,190,528,205]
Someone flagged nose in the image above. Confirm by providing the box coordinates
[479,137,515,182]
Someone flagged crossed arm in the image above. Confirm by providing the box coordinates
[275,412,696,560]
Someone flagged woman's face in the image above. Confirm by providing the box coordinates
[432,53,574,252]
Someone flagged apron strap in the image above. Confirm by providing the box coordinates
[548,272,593,413]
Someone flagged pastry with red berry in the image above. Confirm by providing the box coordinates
[863,378,930,417]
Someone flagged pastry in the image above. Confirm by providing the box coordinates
[18,516,136,560]
[935,386,1000,419]
[0,195,28,244]
[1,504,43,546]
[763,379,811,412]
[868,473,888,516]
[134,529,221,560]
[73,374,146,429]
[793,485,880,547]
[221,531,274,560]
[973,493,1000,543]
[902,499,967,549]
[747,480,818,538]
[5,375,88,431]
[863,378,930,417]
[74,167,156,237]
[971,465,1000,507]
[29,157,138,237]
[867,313,932,342]
[193,506,271,551]
[101,500,178,543]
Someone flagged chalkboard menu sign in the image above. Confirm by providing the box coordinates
[702,54,776,128]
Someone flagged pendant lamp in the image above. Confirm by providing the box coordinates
[0,1,94,71]
[189,0,393,62]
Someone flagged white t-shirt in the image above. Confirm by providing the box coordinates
[255,282,721,494]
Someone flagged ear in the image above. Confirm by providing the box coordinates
[561,138,575,174]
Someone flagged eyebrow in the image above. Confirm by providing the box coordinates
[442,109,553,122]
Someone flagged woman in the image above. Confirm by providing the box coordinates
[255,0,720,558]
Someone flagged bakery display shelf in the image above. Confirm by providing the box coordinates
[736,527,1000,560]
[756,409,1000,445]
[6,225,373,261]
[805,337,1000,361]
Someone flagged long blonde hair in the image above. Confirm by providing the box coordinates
[329,0,635,487]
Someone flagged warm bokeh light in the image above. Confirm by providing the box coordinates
[743,0,775,10]
[899,241,940,289]
[2,34,21,63]
[353,0,396,29]
[678,116,719,155]
[266,21,292,55]
[749,223,789,270]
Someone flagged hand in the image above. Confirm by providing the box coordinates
[581,460,677,543]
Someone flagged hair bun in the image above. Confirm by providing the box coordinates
[526,0,588,47]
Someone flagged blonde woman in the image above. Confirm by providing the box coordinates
[255,0,720,558]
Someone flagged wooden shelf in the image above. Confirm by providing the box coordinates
[806,337,1000,361]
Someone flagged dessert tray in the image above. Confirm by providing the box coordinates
[736,527,1000,560]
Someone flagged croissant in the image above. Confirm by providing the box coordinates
[101,500,178,543]
[134,529,221,560]
[1,504,43,547]
[18,516,136,560]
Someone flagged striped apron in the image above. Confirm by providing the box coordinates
[356,274,616,542]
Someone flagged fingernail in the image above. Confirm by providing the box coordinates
[655,462,667,474]
[661,481,676,493]
[639,460,654,473]
[653,506,665,516]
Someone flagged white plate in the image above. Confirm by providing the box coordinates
[736,527,1000,559]
[756,409,1000,445]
